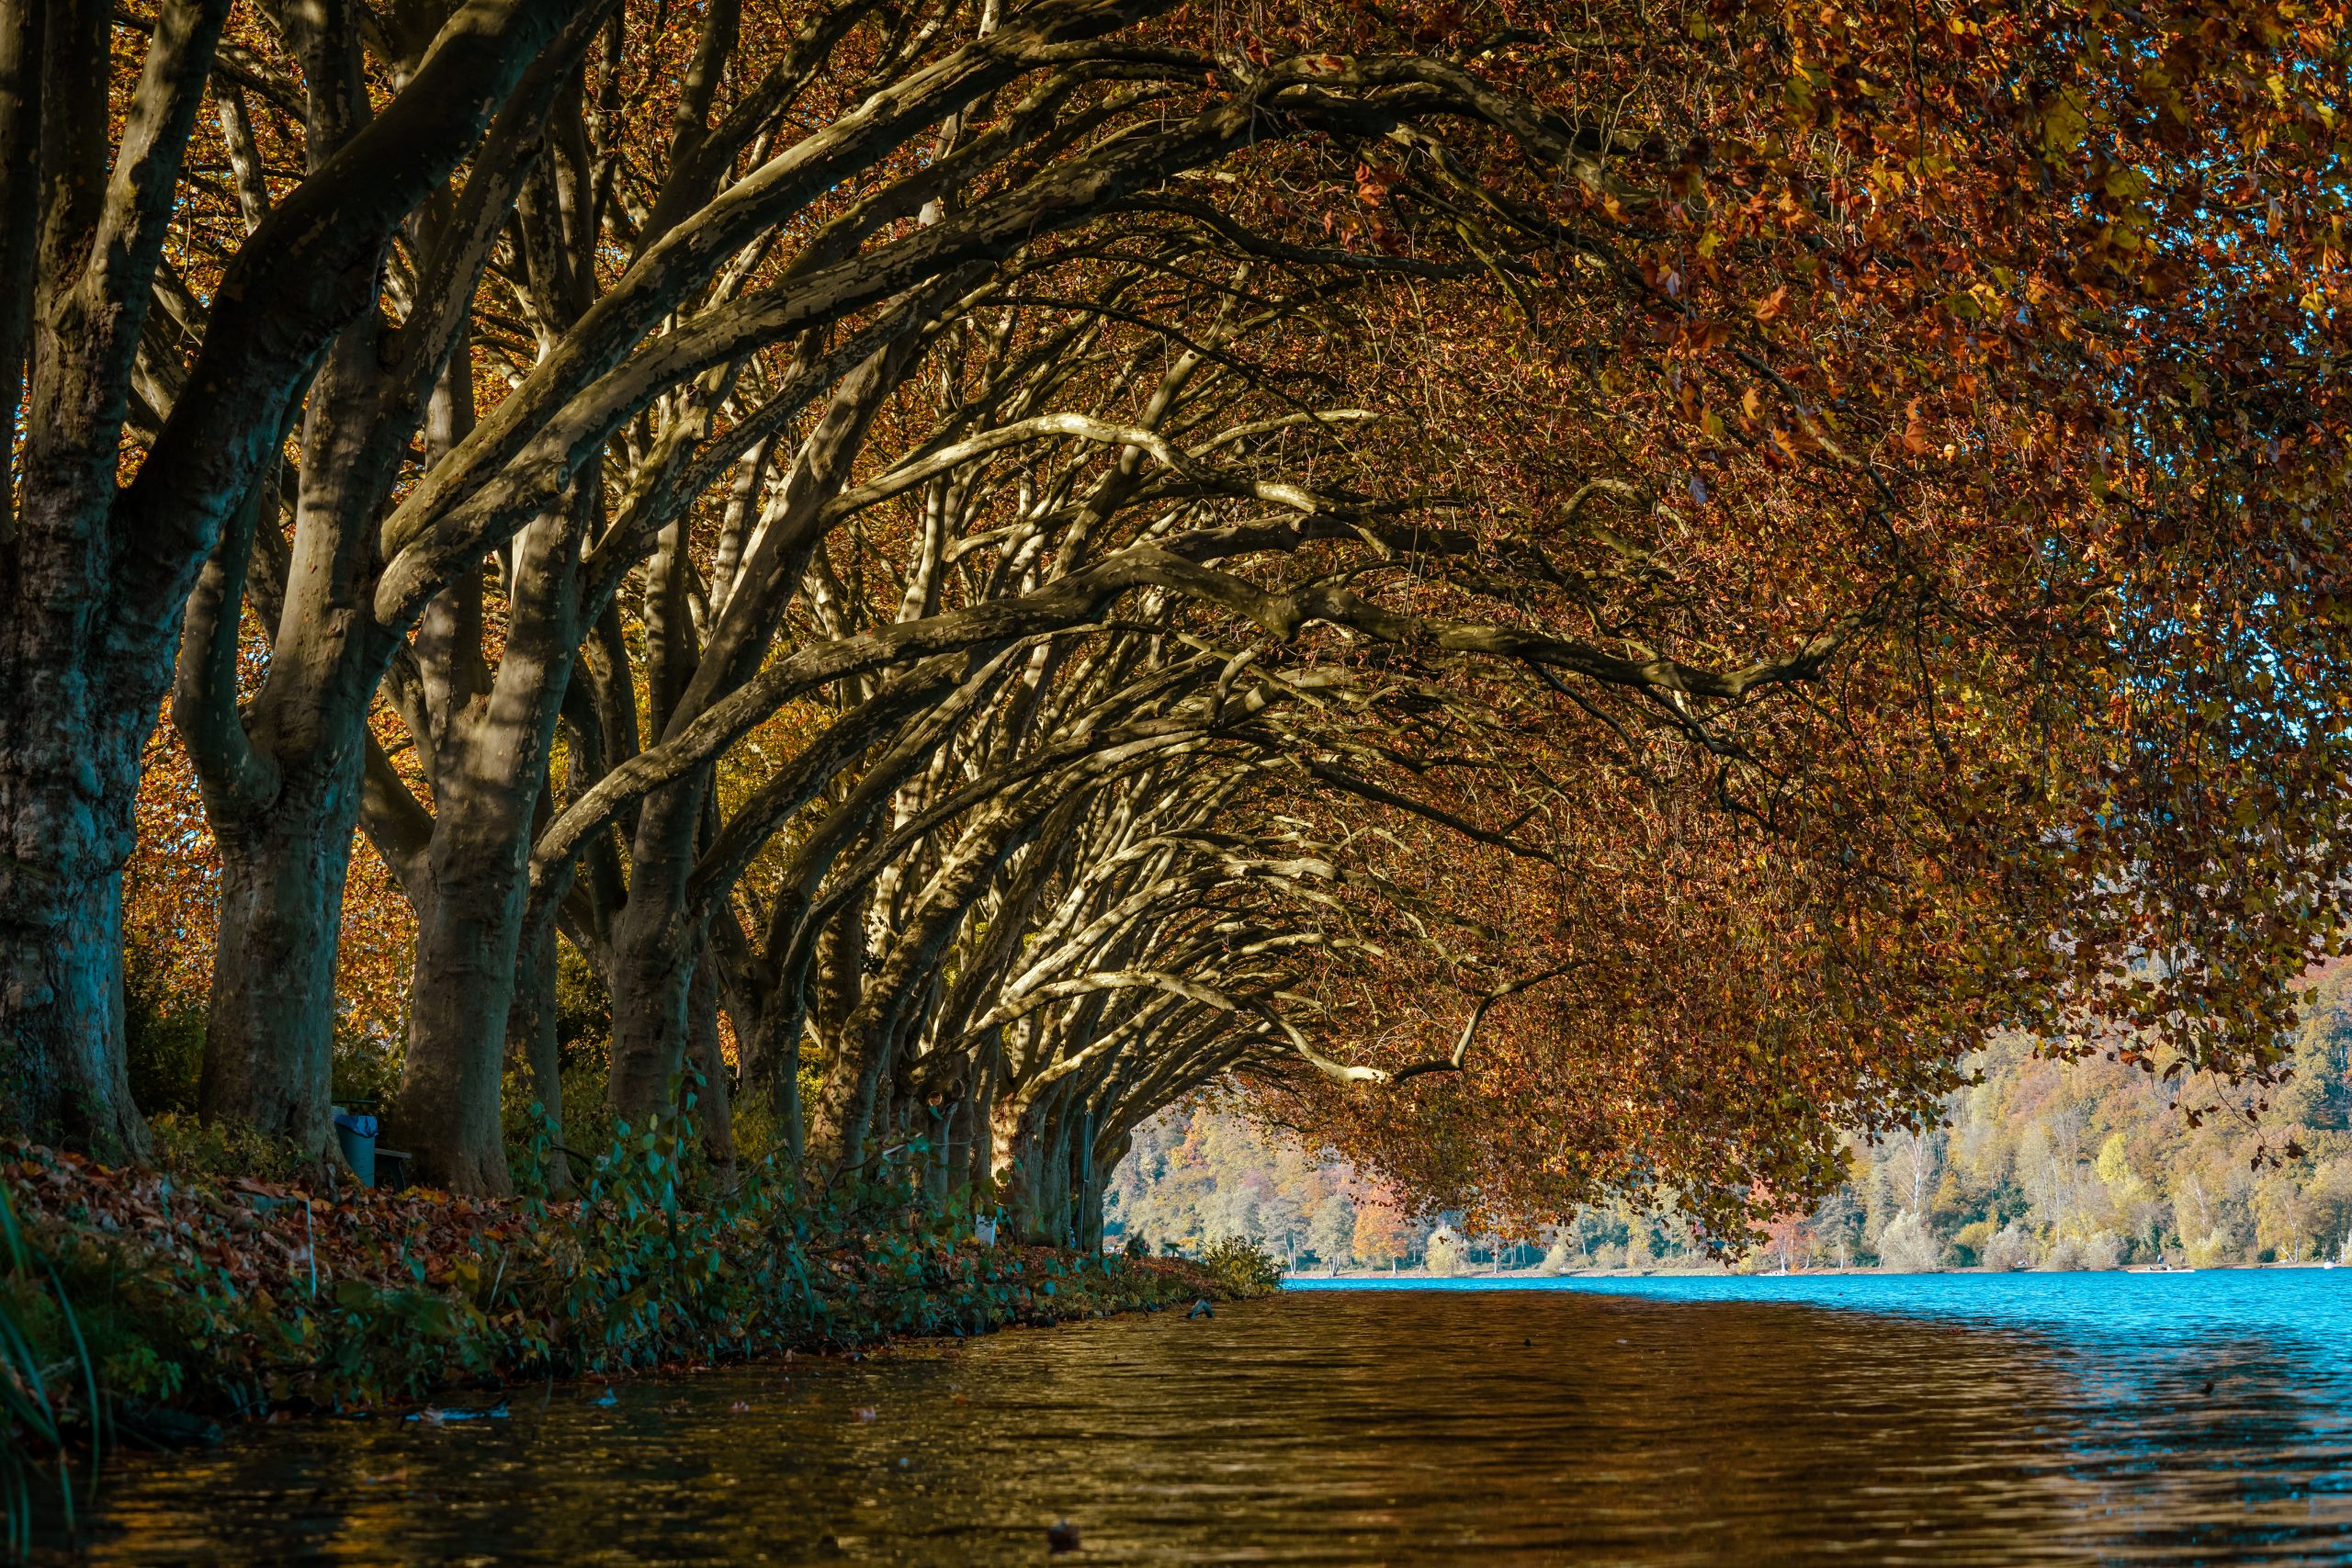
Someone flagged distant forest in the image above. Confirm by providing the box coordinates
[1111,966,2352,1274]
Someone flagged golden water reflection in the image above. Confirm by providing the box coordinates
[75,1285,2352,1563]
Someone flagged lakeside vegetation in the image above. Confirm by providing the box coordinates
[0,1114,1272,1538]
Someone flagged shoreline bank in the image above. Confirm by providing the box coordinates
[0,1141,1263,1460]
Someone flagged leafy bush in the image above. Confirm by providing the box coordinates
[554,946,611,1073]
[2181,1219,2239,1269]
[1980,1223,2038,1271]
[724,1083,798,1170]
[121,963,204,1120]
[2075,1230,2126,1271]
[1876,1212,1942,1272]
[148,1114,311,1185]
[1424,1224,1467,1277]
[1197,1237,1283,1297]
[1950,1218,1996,1267]
[328,1018,403,1108]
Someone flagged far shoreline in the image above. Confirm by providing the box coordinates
[1286,1259,2350,1282]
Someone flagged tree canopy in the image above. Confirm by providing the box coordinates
[4,0,2348,1244]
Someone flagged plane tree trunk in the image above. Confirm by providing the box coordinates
[389,494,589,1194]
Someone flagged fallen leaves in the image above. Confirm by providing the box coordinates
[4,1142,532,1308]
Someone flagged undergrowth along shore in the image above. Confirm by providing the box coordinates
[0,1109,1282,1543]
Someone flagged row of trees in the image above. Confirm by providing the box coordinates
[6,0,2350,1245]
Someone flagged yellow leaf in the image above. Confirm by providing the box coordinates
[2042,90,2090,154]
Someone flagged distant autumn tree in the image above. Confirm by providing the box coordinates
[1350,1194,1416,1269]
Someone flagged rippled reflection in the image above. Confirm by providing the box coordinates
[75,1273,2352,1564]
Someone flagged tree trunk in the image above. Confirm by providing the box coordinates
[505,910,571,1196]
[684,948,736,1179]
[391,495,587,1195]
[0,0,190,1161]
[1074,1105,1103,1253]
[395,844,522,1196]
[605,896,694,1128]
[198,762,360,1156]
[926,1099,955,1206]
[0,661,151,1156]
[1038,1108,1074,1247]
[807,1010,892,1180]
[1001,1086,1069,1245]
[748,1003,806,1173]
[184,308,403,1158]
[798,894,872,1173]
[966,1048,997,1193]
[0,809,147,1157]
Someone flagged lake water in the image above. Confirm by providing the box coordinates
[72,1269,2352,1563]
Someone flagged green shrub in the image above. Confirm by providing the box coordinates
[148,1114,310,1185]
[328,1017,403,1108]
[727,1089,791,1169]
[554,946,611,1072]
[1197,1236,1284,1297]
[121,965,204,1120]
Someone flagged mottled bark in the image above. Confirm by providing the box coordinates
[390,497,586,1194]
[0,595,149,1157]
[197,767,359,1155]
[1075,1119,1104,1255]
[746,1000,806,1172]
[505,908,571,1195]
[187,306,391,1148]
[804,982,889,1179]
[0,827,145,1157]
[0,0,223,1155]
[1000,1084,1070,1245]
[603,799,698,1126]
[1089,1128,1133,1252]
[685,950,736,1176]
[395,843,521,1195]
[964,1051,997,1194]
[0,511,147,1153]
[796,889,868,1169]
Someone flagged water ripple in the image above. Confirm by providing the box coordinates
[72,1273,2352,1564]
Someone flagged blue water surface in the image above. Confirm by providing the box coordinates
[1288,1265,2352,1359]
[1283,1266,2352,1562]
